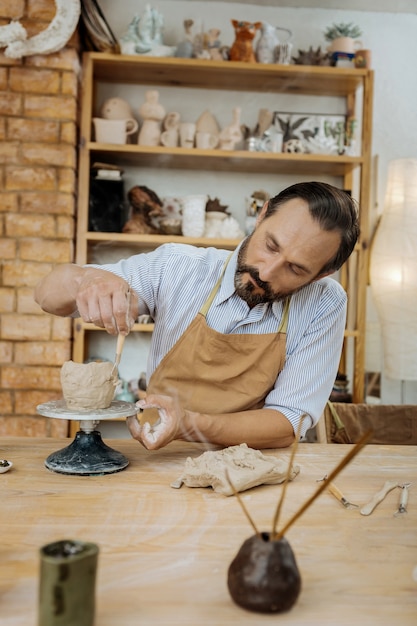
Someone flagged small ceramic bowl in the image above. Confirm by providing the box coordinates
[0,460,13,474]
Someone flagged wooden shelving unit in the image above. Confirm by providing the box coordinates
[74,52,374,433]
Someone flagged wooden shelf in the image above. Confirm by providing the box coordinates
[88,143,362,176]
[87,52,369,97]
[84,231,241,251]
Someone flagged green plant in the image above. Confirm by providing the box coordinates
[324,22,362,41]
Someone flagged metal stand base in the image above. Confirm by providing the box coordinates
[45,430,129,475]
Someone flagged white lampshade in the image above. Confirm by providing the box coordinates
[370,158,417,380]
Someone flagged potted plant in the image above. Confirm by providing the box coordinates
[324,22,362,55]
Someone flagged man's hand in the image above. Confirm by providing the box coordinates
[127,394,193,450]
[76,268,138,335]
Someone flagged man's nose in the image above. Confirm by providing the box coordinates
[258,256,283,282]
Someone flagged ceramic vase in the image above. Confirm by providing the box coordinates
[181,195,207,237]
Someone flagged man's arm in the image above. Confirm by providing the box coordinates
[127,394,295,450]
[34,263,138,334]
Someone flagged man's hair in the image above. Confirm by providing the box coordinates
[264,181,360,274]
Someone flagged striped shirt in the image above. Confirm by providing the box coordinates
[95,242,347,437]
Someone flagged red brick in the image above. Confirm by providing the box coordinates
[0,92,22,115]
[20,238,72,263]
[8,118,59,143]
[0,390,13,414]
[0,237,16,259]
[26,48,81,73]
[1,313,51,340]
[24,94,77,121]
[58,168,76,193]
[0,416,60,437]
[20,191,73,214]
[3,260,55,289]
[0,67,7,90]
[15,389,62,414]
[10,67,60,94]
[0,287,15,312]
[5,213,56,237]
[15,341,71,366]
[60,121,77,144]
[21,143,76,168]
[52,316,72,340]
[0,192,18,211]
[1,364,61,389]
[17,287,40,314]
[27,0,58,21]
[0,0,25,20]
[0,342,13,363]
[56,215,75,239]
[5,166,56,191]
[0,141,19,164]
[61,71,78,97]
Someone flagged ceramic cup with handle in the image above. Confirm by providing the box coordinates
[93,118,138,144]
[196,131,218,150]
[160,128,179,147]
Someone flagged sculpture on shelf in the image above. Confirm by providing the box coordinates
[122,185,165,234]
[175,19,194,58]
[120,4,176,57]
[138,90,166,147]
[219,107,243,150]
[229,20,261,63]
[0,0,80,58]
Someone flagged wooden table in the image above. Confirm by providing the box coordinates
[1,438,416,625]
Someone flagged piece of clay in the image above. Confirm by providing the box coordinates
[60,361,117,410]
[171,443,300,496]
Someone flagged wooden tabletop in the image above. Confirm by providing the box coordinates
[1,438,416,625]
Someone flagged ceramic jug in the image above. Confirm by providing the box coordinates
[255,23,292,64]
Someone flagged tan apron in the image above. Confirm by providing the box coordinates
[145,259,290,415]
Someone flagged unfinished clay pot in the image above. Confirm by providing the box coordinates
[60,361,117,411]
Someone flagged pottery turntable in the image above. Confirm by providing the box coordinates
[37,400,137,476]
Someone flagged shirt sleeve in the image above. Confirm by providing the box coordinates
[263,278,347,438]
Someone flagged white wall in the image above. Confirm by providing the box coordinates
[96,0,417,404]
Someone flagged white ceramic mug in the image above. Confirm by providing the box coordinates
[93,118,138,144]
[196,131,218,150]
[179,122,196,148]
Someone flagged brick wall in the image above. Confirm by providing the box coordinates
[0,0,80,436]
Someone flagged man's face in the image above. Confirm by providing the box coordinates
[234,198,341,307]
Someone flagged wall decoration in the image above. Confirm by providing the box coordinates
[0,0,81,59]
[274,112,346,155]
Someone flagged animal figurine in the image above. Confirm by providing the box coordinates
[229,20,261,63]
[122,185,165,234]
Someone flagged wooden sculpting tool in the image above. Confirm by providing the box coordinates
[360,480,398,516]
[327,482,358,509]
[394,482,411,516]
[111,285,132,376]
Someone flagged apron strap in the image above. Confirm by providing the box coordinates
[200,253,232,317]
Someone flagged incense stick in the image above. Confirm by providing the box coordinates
[275,430,372,540]
[225,469,260,538]
[271,414,307,538]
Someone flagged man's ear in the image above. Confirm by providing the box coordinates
[255,201,269,226]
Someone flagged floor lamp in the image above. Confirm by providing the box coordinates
[369,158,417,396]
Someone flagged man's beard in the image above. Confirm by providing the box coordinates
[234,236,294,307]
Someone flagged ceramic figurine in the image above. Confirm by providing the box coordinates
[219,107,243,150]
[100,97,134,120]
[255,22,279,64]
[175,19,194,58]
[229,20,261,63]
[120,5,176,57]
[138,90,165,146]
